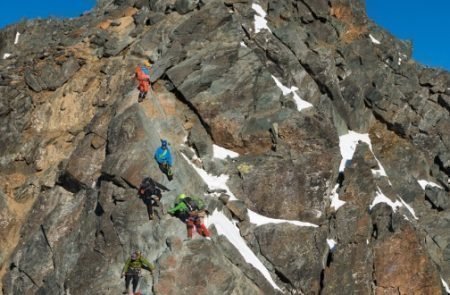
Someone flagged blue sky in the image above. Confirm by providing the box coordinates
[366,0,450,71]
[0,1,448,71]
[0,0,95,28]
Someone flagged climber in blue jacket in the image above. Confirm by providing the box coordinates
[154,139,173,181]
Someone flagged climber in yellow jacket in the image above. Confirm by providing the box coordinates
[121,251,154,294]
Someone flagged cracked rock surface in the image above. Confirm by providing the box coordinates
[0,0,449,294]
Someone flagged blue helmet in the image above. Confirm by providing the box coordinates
[161,139,168,148]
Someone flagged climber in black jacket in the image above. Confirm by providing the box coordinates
[138,177,162,220]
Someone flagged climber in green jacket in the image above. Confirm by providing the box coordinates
[168,194,210,239]
[121,251,154,294]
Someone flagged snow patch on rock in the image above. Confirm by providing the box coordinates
[338,131,370,172]
[252,4,271,33]
[338,131,387,177]
[338,132,419,219]
[417,179,442,190]
[399,197,418,220]
[441,277,450,294]
[248,209,318,227]
[329,184,346,211]
[14,32,20,44]
[213,144,239,159]
[182,153,238,200]
[271,75,313,111]
[327,239,337,250]
[185,149,319,230]
[370,188,402,212]
[209,209,281,291]
[369,34,381,44]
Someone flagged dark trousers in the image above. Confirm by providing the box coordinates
[158,163,173,180]
[125,270,140,292]
[138,91,147,102]
[142,195,160,220]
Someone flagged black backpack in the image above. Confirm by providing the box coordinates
[139,177,160,198]
[183,197,200,211]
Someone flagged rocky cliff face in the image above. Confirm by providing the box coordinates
[0,0,449,294]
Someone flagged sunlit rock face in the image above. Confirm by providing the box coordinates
[0,0,449,294]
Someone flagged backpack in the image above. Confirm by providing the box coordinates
[141,66,150,77]
[183,196,205,211]
[136,66,150,81]
[139,177,160,197]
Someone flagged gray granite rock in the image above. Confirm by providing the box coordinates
[1,0,450,293]
[175,0,198,14]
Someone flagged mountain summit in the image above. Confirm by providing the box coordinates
[0,0,449,294]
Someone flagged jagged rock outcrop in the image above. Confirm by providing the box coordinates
[322,144,376,294]
[0,0,449,294]
[254,224,327,293]
[155,238,267,294]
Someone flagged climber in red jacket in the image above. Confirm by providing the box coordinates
[135,61,152,102]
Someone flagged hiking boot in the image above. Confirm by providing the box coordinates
[138,92,145,102]
[167,170,173,181]
[154,209,161,220]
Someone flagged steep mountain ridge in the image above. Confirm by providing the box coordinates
[0,0,449,294]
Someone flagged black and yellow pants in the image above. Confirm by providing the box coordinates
[158,163,173,180]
